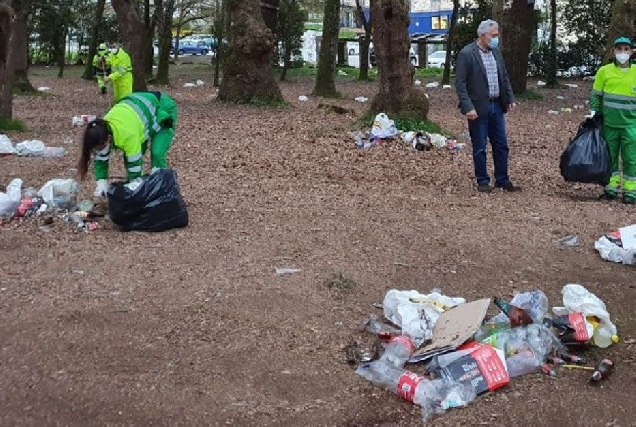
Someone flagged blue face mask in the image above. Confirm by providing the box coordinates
[488,37,499,49]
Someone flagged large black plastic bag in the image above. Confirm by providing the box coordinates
[559,116,612,186]
[107,168,188,232]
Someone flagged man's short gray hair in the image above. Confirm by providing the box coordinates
[477,19,498,36]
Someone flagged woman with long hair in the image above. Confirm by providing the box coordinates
[77,91,178,197]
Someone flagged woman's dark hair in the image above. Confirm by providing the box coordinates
[78,118,110,180]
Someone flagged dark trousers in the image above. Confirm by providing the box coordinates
[468,100,511,186]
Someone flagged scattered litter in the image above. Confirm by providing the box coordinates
[556,96,565,100]
[354,96,368,103]
[298,95,309,102]
[537,80,546,86]
[183,83,196,87]
[371,113,398,139]
[573,104,585,109]
[38,179,79,209]
[560,107,572,113]
[428,133,448,149]
[196,79,204,86]
[0,179,22,218]
[548,110,559,115]
[414,79,422,86]
[565,83,579,88]
[275,267,302,275]
[337,69,348,76]
[72,115,97,127]
[425,81,439,88]
[424,93,429,99]
[352,283,619,423]
[595,227,636,265]
[37,86,51,92]
[15,140,66,157]
[442,84,451,89]
[559,234,581,247]
[0,134,15,154]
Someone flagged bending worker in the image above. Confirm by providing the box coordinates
[77,91,178,198]
[104,42,133,102]
[92,43,111,95]
[591,36,636,204]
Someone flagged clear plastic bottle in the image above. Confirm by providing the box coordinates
[356,360,476,421]
[380,335,415,367]
[42,146,66,158]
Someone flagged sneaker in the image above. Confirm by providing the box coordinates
[496,182,522,192]
[623,195,635,205]
[599,191,617,201]
[101,87,106,95]
[477,183,492,193]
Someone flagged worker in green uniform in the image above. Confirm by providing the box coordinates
[77,91,179,198]
[590,36,636,204]
[92,43,111,95]
[104,42,133,103]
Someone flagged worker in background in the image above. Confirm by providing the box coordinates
[91,43,111,95]
[104,41,133,103]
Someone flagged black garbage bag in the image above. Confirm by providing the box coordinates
[107,168,188,232]
[559,115,612,186]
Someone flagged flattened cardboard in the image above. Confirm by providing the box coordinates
[410,298,491,359]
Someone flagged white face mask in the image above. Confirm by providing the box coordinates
[615,52,631,64]
[110,48,118,55]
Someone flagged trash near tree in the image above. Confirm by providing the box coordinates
[352,284,619,423]
[595,224,636,265]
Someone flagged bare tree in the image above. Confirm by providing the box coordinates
[0,2,13,120]
[218,0,282,103]
[111,0,148,91]
[9,0,34,93]
[545,0,557,86]
[441,0,459,85]
[261,0,280,34]
[154,0,175,84]
[604,0,636,62]
[82,0,106,80]
[312,0,340,97]
[369,0,428,119]
[354,0,372,81]
[493,0,536,94]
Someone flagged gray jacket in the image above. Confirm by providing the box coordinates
[454,41,515,119]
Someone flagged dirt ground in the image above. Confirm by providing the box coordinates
[1,66,635,426]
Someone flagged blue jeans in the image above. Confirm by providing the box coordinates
[468,101,511,186]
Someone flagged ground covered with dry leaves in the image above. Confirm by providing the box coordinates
[1,65,635,426]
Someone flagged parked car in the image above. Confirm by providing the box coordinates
[369,46,418,67]
[427,50,449,68]
[174,40,209,55]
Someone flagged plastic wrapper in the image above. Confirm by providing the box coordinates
[107,168,189,232]
[0,135,15,154]
[559,116,612,185]
[37,179,79,209]
[0,178,23,217]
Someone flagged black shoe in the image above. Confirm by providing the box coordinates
[623,195,635,205]
[477,183,492,193]
[496,182,522,192]
[101,87,106,95]
[599,191,617,201]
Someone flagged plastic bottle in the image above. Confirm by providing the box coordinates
[363,314,401,340]
[355,360,476,421]
[590,358,614,383]
[504,346,543,377]
[42,147,66,158]
[494,297,534,327]
[380,335,415,367]
[474,322,511,342]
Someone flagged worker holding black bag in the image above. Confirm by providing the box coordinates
[589,36,636,204]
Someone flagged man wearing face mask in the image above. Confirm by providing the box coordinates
[455,19,519,193]
[590,37,636,204]
[104,41,133,103]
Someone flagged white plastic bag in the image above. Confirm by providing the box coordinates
[0,178,23,217]
[15,140,46,156]
[383,289,465,346]
[594,235,635,265]
[371,113,398,139]
[552,283,618,348]
[37,179,79,209]
[0,134,14,154]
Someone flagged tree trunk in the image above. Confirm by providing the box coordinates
[493,0,535,94]
[545,0,558,86]
[605,0,636,62]
[154,0,175,85]
[111,0,148,92]
[10,6,34,93]
[0,3,13,121]
[56,29,67,78]
[260,0,280,36]
[312,0,340,97]
[355,0,371,81]
[144,0,155,77]
[442,0,459,85]
[370,0,428,119]
[213,0,227,87]
[82,0,106,80]
[218,0,282,104]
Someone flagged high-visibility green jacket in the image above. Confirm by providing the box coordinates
[591,63,636,128]
[92,51,111,76]
[94,92,171,181]
[108,48,132,82]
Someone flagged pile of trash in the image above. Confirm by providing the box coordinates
[350,284,618,423]
[351,113,465,152]
[0,134,66,157]
[595,224,636,265]
[0,178,103,232]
